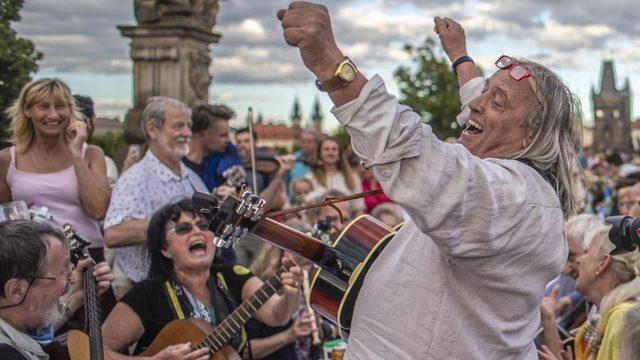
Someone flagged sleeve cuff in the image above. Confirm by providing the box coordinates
[456,76,484,127]
[331,74,385,126]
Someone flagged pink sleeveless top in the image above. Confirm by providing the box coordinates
[6,145,104,248]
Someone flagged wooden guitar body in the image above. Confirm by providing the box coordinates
[308,215,394,339]
[67,330,111,360]
[249,214,395,339]
[140,319,240,360]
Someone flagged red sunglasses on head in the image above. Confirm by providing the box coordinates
[495,55,543,104]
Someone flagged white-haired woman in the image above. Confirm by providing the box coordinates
[542,226,640,360]
[0,78,110,260]
[573,226,640,359]
[545,214,602,314]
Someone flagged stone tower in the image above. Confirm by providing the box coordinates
[118,0,221,143]
[592,60,633,152]
[311,95,323,132]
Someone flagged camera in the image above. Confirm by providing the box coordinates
[606,215,640,255]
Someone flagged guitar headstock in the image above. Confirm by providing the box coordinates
[192,190,265,249]
[63,223,91,265]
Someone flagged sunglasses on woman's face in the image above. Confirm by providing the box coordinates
[170,220,210,236]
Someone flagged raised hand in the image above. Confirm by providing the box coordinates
[275,154,296,176]
[277,2,345,81]
[433,17,468,63]
[540,285,560,320]
[66,119,87,157]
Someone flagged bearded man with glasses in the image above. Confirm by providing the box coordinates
[277,3,581,359]
[0,221,114,359]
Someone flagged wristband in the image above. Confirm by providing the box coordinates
[452,55,474,74]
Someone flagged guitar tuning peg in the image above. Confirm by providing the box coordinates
[213,236,227,248]
[222,224,234,237]
[230,236,241,248]
[257,199,266,209]
[242,191,253,201]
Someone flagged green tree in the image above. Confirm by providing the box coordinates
[394,38,461,140]
[89,132,127,167]
[0,0,42,143]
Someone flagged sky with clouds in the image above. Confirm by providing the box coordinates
[12,0,640,131]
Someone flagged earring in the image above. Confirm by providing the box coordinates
[595,271,600,277]
[164,252,172,259]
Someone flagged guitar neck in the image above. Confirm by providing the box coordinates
[83,262,104,360]
[199,265,289,352]
[250,218,327,262]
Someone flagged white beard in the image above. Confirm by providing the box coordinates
[157,132,190,159]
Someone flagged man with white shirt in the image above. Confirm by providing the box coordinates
[277,3,580,359]
[104,97,208,287]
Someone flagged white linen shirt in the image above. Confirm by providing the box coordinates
[104,150,208,283]
[332,75,567,359]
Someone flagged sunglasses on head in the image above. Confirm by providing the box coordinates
[495,55,544,104]
[170,220,210,235]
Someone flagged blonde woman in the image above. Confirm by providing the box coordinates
[571,226,640,359]
[304,137,364,215]
[0,78,110,259]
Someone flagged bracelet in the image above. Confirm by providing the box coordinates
[451,55,474,75]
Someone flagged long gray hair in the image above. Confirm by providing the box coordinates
[511,59,582,219]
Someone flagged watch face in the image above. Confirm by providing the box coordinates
[339,62,357,82]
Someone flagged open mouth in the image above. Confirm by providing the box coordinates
[188,240,207,255]
[43,120,61,127]
[463,119,484,135]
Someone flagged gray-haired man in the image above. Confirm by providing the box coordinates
[104,97,208,288]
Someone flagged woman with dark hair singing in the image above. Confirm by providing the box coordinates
[102,199,303,359]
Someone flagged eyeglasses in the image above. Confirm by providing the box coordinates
[495,55,544,104]
[170,220,210,236]
[34,266,75,294]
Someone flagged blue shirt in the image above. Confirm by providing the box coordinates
[203,143,241,191]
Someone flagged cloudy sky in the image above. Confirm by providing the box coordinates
[13,0,640,131]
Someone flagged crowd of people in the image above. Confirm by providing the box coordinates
[0,53,402,360]
[1,1,640,360]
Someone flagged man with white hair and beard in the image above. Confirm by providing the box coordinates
[277,3,581,359]
[104,97,208,288]
[0,221,113,359]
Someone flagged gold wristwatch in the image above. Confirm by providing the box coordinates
[315,57,358,92]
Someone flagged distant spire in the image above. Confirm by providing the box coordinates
[291,95,302,128]
[311,96,322,122]
[256,111,264,124]
[598,60,617,94]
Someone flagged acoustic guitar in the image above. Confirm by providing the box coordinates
[195,191,397,341]
[139,263,293,359]
[43,224,110,360]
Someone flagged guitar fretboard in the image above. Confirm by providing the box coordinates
[84,262,104,360]
[195,264,290,352]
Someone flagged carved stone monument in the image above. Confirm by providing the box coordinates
[119,0,220,143]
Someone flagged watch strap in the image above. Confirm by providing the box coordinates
[315,57,354,92]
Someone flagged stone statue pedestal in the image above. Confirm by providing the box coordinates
[118,0,220,143]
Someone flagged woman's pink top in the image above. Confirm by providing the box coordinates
[6,145,104,248]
